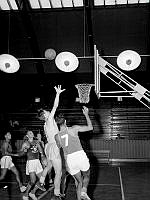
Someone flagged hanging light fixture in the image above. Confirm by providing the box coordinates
[0,11,20,73]
[117,50,141,71]
[55,51,79,72]
[0,54,20,73]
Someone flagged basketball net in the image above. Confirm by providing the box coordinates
[75,83,94,104]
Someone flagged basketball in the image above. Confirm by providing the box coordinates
[44,48,56,60]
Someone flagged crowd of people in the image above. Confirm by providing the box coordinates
[0,85,93,200]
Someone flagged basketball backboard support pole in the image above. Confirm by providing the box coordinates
[94,45,101,99]
[94,45,150,110]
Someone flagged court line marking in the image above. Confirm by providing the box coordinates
[118,166,125,200]
[1,181,17,184]
[89,183,120,186]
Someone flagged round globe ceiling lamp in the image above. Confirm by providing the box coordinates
[117,50,141,71]
[55,51,79,72]
[0,54,20,73]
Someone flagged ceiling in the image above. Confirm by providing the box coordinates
[0,0,149,10]
[0,0,150,110]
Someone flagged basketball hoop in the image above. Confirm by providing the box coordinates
[75,83,94,104]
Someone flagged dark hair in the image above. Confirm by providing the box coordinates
[5,131,11,137]
[37,109,44,119]
[55,113,65,126]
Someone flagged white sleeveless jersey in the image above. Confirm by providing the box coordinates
[44,114,59,144]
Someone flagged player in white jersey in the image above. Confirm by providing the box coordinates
[37,85,65,198]
[55,106,93,200]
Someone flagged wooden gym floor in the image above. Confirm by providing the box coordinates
[0,162,150,200]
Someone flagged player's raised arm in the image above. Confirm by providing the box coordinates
[76,106,93,133]
[50,85,66,117]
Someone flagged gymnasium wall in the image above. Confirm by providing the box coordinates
[0,101,150,161]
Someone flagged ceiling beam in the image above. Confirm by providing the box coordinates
[83,0,94,56]
[14,0,45,78]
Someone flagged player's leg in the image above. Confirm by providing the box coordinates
[73,172,82,200]
[0,156,11,180]
[39,160,52,185]
[60,168,68,196]
[81,169,91,200]
[52,157,62,196]
[39,143,53,185]
[29,160,46,200]
[0,168,8,180]
[47,168,54,186]
[79,151,91,200]
[23,172,37,200]
[10,165,26,192]
[33,171,46,193]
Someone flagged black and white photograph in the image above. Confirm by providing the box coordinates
[0,0,150,200]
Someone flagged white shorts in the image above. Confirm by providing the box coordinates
[0,156,14,169]
[66,150,90,175]
[26,159,43,175]
[45,142,61,161]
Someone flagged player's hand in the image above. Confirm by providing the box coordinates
[82,106,89,115]
[54,85,66,94]
[41,157,48,167]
